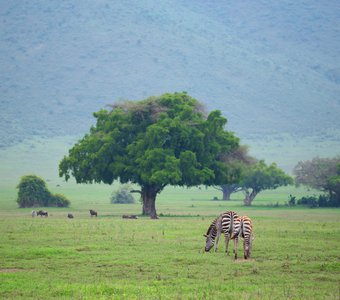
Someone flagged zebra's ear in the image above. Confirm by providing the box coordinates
[203,234,207,237]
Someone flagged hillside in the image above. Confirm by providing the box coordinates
[1,0,340,148]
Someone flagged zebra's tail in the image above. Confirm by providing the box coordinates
[230,219,243,240]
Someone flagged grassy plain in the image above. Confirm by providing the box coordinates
[1,136,340,299]
[1,182,340,299]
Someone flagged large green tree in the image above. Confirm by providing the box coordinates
[59,92,239,218]
[241,160,293,206]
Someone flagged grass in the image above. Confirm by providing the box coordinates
[1,136,339,298]
[1,212,339,299]
[1,183,340,299]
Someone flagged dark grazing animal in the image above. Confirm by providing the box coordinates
[89,209,98,217]
[67,213,74,219]
[230,216,254,259]
[122,215,138,219]
[37,210,48,217]
[204,211,239,255]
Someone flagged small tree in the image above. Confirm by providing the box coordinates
[111,186,136,204]
[16,175,70,208]
[242,161,293,206]
[328,163,340,204]
[214,145,257,200]
[294,157,340,206]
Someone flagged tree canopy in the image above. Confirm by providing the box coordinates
[214,145,257,200]
[241,160,293,206]
[294,156,340,206]
[59,92,240,218]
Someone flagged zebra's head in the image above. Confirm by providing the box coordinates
[203,223,216,252]
[203,233,215,252]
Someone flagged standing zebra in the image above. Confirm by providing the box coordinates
[203,211,239,255]
[230,216,254,259]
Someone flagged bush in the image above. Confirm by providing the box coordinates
[295,194,339,208]
[16,175,70,208]
[288,194,296,206]
[297,196,318,208]
[50,193,70,207]
[17,175,51,207]
[111,186,135,204]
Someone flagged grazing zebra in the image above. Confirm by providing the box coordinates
[203,211,239,255]
[230,216,254,259]
[37,210,48,217]
[89,209,98,217]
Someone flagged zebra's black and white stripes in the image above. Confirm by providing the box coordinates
[230,215,254,259]
[203,211,239,255]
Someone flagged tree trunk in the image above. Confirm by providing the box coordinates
[222,188,232,201]
[218,184,241,201]
[243,189,258,206]
[141,185,159,219]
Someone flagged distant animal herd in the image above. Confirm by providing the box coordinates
[31,209,138,219]
[31,209,100,218]
[31,209,253,260]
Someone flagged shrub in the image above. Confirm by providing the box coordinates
[111,186,135,204]
[50,193,70,207]
[288,194,296,206]
[297,196,318,208]
[16,175,70,208]
[17,175,51,207]
[295,194,339,208]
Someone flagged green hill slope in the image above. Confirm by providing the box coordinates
[1,0,339,148]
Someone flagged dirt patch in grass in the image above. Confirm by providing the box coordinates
[233,258,255,263]
[0,268,25,273]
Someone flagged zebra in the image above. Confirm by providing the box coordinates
[203,211,239,255]
[230,215,254,259]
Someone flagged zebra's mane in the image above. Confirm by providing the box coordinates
[206,218,218,236]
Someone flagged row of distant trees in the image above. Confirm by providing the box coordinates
[17,93,339,216]
[213,146,340,207]
[213,145,293,205]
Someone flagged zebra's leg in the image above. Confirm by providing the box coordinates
[244,238,248,259]
[248,238,253,258]
[225,234,230,255]
[214,231,221,252]
[234,237,238,260]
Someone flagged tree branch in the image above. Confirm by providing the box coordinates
[130,189,141,194]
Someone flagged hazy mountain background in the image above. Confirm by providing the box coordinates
[1,0,339,177]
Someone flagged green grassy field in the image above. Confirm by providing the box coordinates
[1,182,340,299]
[1,136,340,299]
